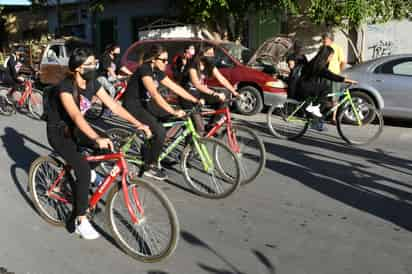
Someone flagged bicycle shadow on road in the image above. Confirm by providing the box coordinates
[1,127,52,211]
[180,230,276,274]
[264,139,412,231]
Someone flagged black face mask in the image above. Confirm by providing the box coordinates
[81,67,97,81]
[202,56,216,67]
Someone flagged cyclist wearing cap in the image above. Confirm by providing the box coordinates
[1,46,25,89]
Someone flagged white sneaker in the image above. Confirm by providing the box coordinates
[75,218,100,240]
[305,103,322,118]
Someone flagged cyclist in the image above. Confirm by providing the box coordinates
[172,44,195,82]
[179,45,239,134]
[122,44,202,181]
[97,44,132,97]
[298,45,357,118]
[46,47,151,240]
[1,46,25,90]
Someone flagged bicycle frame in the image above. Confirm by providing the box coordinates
[47,152,143,224]
[8,80,32,107]
[121,117,214,172]
[202,107,240,153]
[113,81,127,101]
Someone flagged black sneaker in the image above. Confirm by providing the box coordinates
[144,166,168,181]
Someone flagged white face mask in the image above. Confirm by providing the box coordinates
[188,48,195,56]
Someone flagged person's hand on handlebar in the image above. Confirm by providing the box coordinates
[232,90,240,97]
[174,109,186,118]
[137,124,152,139]
[197,98,206,106]
[213,92,226,102]
[344,79,358,85]
[95,137,114,151]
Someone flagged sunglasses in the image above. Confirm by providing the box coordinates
[156,58,168,64]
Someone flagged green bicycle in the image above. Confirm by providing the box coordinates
[267,85,384,145]
[105,109,242,199]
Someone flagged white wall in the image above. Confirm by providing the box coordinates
[364,20,412,60]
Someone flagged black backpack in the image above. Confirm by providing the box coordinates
[287,63,304,100]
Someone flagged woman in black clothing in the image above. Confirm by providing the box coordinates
[179,45,239,133]
[122,44,202,181]
[299,46,357,118]
[47,48,151,240]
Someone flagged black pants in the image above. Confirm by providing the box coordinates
[180,88,230,133]
[47,125,92,217]
[124,101,170,169]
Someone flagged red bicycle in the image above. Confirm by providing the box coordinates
[0,77,44,119]
[28,142,179,262]
[86,77,128,120]
[201,98,266,184]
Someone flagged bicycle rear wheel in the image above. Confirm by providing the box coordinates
[217,125,266,185]
[28,156,73,226]
[28,89,44,120]
[106,178,179,262]
[0,93,16,116]
[267,99,309,140]
[181,137,241,199]
[337,103,383,145]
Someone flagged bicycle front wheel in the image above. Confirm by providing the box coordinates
[28,89,44,120]
[337,103,383,145]
[217,125,266,185]
[106,178,179,262]
[28,156,73,226]
[181,137,241,199]
[267,99,309,140]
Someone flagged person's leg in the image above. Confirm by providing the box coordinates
[331,81,341,123]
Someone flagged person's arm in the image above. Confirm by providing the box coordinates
[120,66,133,76]
[142,76,182,116]
[188,68,216,96]
[322,69,357,84]
[161,76,200,104]
[212,67,239,97]
[107,67,117,78]
[96,87,152,137]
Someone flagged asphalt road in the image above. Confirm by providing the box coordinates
[0,112,412,274]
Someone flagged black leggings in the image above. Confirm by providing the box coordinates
[47,125,92,217]
[124,101,170,169]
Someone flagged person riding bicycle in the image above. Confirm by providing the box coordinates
[298,45,357,118]
[122,44,202,181]
[172,44,195,83]
[0,46,25,90]
[46,47,151,240]
[97,44,132,97]
[179,45,240,134]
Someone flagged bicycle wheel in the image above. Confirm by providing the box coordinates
[85,100,104,120]
[28,89,44,120]
[267,99,309,140]
[337,103,383,145]
[217,125,266,185]
[0,94,16,116]
[342,91,376,124]
[106,178,179,262]
[28,156,73,226]
[181,137,241,199]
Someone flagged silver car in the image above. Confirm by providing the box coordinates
[344,54,412,119]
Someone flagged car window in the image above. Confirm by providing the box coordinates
[215,47,234,68]
[375,58,412,76]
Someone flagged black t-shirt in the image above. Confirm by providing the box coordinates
[122,62,166,106]
[98,52,116,77]
[47,77,101,127]
[180,60,215,90]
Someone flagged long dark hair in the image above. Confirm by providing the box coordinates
[67,47,94,104]
[301,46,334,79]
[143,44,167,63]
[104,43,120,54]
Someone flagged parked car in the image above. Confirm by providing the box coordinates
[344,54,412,119]
[121,38,288,115]
[38,37,92,86]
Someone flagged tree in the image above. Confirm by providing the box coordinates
[176,0,294,41]
[301,0,412,62]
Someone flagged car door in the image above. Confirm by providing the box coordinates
[372,57,412,116]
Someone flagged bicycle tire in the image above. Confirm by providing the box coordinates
[106,178,179,262]
[267,99,309,140]
[0,94,16,116]
[337,103,383,146]
[216,124,266,185]
[28,156,73,226]
[181,137,241,199]
[28,88,44,120]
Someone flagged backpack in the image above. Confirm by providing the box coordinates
[287,63,304,99]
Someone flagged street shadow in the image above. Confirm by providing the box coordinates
[1,127,51,211]
[181,230,276,274]
[264,140,412,231]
